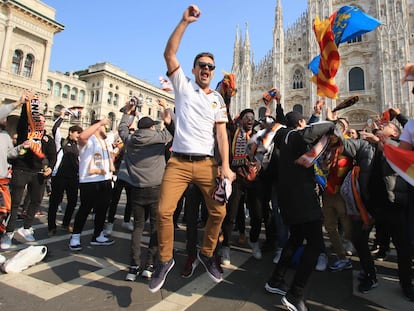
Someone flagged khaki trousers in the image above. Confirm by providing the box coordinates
[322,191,352,259]
[157,156,226,262]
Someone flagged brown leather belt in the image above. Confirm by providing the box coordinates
[172,152,211,161]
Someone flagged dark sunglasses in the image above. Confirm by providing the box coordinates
[197,61,215,70]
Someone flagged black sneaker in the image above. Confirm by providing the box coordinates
[197,251,223,283]
[265,278,288,295]
[370,243,380,254]
[148,259,175,293]
[358,277,378,293]
[281,292,308,311]
[141,264,154,279]
[125,266,141,281]
[375,249,388,261]
[180,255,199,278]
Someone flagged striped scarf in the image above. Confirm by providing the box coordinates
[231,127,250,167]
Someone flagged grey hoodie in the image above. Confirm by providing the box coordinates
[117,114,172,188]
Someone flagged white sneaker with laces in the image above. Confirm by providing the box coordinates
[90,231,114,246]
[248,240,262,260]
[221,246,231,266]
[273,248,283,264]
[17,227,35,242]
[315,253,328,271]
[1,232,14,249]
[104,222,113,235]
[69,233,82,251]
[122,221,133,231]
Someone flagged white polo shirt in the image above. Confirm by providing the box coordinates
[169,67,228,156]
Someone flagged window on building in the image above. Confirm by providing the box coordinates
[95,90,100,102]
[90,91,95,103]
[258,107,267,119]
[107,92,113,104]
[293,69,304,89]
[349,67,365,91]
[71,88,78,101]
[347,35,362,44]
[11,50,23,74]
[22,54,34,77]
[90,110,96,122]
[293,104,303,115]
[54,82,62,97]
[113,94,119,106]
[54,104,64,121]
[79,90,85,103]
[62,85,69,99]
[47,79,53,91]
[108,112,116,130]
[148,108,152,116]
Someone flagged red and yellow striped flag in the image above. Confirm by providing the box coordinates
[311,14,340,99]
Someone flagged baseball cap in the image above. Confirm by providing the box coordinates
[138,117,160,129]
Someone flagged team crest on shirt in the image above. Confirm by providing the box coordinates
[212,101,218,109]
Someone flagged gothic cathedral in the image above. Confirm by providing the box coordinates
[231,0,414,128]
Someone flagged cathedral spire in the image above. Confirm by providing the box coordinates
[275,0,283,28]
[243,22,250,65]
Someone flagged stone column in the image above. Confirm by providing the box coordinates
[0,24,15,71]
[41,40,52,86]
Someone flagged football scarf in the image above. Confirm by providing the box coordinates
[26,95,45,159]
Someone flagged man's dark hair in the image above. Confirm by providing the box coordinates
[193,52,214,68]
[69,125,83,133]
[239,108,254,120]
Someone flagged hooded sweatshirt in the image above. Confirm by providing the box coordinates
[117,114,172,188]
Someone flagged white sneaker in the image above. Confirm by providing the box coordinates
[90,231,114,246]
[248,240,262,260]
[221,246,231,266]
[121,221,133,231]
[17,227,35,242]
[69,233,82,251]
[273,248,283,264]
[315,253,328,271]
[0,254,6,264]
[104,222,114,235]
[1,232,14,249]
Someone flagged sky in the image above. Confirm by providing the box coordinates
[42,0,308,88]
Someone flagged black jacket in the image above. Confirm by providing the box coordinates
[275,121,335,225]
[14,103,56,172]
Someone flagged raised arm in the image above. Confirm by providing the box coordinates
[164,5,201,75]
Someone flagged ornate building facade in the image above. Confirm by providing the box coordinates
[0,0,173,133]
[232,0,414,128]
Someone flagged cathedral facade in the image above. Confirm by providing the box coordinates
[231,0,414,128]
